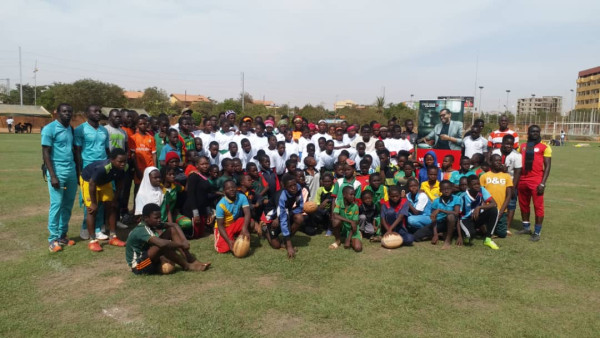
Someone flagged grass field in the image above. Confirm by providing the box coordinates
[0,134,599,337]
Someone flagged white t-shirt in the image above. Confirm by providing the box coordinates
[251,134,269,151]
[492,149,522,180]
[316,150,336,170]
[463,136,488,158]
[351,137,377,153]
[311,132,332,145]
[343,134,357,145]
[383,138,413,153]
[6,118,14,125]
[196,132,215,153]
[215,131,235,151]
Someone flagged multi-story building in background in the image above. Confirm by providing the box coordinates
[517,96,562,119]
[576,66,600,110]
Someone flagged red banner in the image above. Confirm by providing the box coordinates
[416,149,461,170]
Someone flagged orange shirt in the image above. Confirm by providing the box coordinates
[128,132,156,182]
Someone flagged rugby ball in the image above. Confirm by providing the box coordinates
[232,235,251,258]
[161,262,175,274]
[381,233,404,249]
[303,201,318,214]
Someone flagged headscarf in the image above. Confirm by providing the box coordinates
[418,150,443,183]
[225,110,236,118]
[134,166,164,216]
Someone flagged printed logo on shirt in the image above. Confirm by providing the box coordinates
[485,177,506,185]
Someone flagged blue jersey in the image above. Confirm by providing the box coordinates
[74,122,109,169]
[461,187,493,219]
[431,195,462,221]
[41,120,75,176]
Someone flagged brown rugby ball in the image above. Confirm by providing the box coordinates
[303,201,318,214]
[232,235,251,258]
[381,232,404,249]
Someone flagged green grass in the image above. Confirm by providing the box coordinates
[1,134,599,337]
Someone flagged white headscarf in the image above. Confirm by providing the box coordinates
[134,166,163,216]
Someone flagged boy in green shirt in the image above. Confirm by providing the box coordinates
[330,186,362,252]
[126,203,210,275]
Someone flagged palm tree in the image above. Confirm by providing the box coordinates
[375,96,385,114]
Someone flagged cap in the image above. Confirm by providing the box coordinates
[165,151,180,164]
[265,120,275,127]
[181,107,192,115]
[308,123,317,131]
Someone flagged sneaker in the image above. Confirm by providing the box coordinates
[325,229,333,237]
[516,228,531,235]
[116,221,129,229]
[108,236,126,247]
[58,237,75,246]
[121,214,134,225]
[80,228,90,240]
[49,241,63,253]
[529,233,541,242]
[88,240,103,252]
[95,232,109,240]
[484,238,500,250]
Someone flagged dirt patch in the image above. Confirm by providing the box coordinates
[257,311,305,336]
[38,257,126,304]
[101,305,143,325]
[256,274,278,288]
[0,230,30,262]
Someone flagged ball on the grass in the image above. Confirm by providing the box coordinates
[232,235,250,258]
[303,201,318,214]
[161,262,175,274]
[381,232,403,249]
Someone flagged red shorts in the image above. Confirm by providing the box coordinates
[214,217,245,253]
[517,180,544,217]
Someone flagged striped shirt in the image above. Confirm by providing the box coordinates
[487,129,519,149]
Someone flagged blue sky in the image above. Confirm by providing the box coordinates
[1,0,598,112]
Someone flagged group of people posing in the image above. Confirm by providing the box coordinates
[42,104,551,275]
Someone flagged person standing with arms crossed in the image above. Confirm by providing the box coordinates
[42,104,78,252]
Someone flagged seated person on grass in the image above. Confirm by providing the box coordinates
[380,185,414,246]
[214,180,251,254]
[238,173,264,234]
[216,158,237,191]
[412,180,461,248]
[359,190,380,241]
[329,186,362,252]
[405,178,432,234]
[81,148,128,252]
[160,164,191,232]
[126,203,210,275]
[480,154,513,238]
[458,175,499,250]
[312,171,335,234]
[264,173,304,258]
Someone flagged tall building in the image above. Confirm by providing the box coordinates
[576,66,600,110]
[517,96,562,120]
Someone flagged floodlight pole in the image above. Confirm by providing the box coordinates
[33,60,38,106]
[19,46,23,106]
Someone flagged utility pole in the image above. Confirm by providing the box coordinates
[33,60,38,106]
[19,46,23,106]
[530,94,536,126]
[472,55,479,125]
[241,72,245,112]
[478,86,484,119]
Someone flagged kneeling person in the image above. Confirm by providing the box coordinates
[215,180,251,253]
[459,175,500,249]
[126,203,210,274]
[264,173,304,258]
[330,186,362,252]
[81,148,128,252]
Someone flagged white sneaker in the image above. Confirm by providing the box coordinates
[116,221,128,229]
[80,228,90,240]
[95,232,109,240]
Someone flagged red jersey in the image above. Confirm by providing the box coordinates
[520,142,551,181]
[356,174,370,192]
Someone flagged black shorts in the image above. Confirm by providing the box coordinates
[131,251,159,275]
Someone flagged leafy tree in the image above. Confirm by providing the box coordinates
[383,102,416,122]
[132,87,171,116]
[375,96,385,114]
[40,79,126,113]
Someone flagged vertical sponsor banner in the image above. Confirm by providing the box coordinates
[417,99,465,140]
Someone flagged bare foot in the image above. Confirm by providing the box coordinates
[441,242,451,250]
